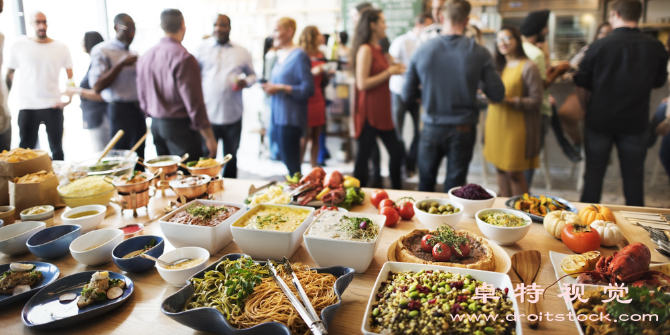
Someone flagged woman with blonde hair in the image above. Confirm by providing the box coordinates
[262,17,315,176]
[298,25,327,168]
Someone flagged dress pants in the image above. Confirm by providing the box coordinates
[202,119,242,178]
[108,102,146,159]
[151,117,203,163]
[18,108,64,160]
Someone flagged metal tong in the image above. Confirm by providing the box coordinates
[637,223,670,241]
[267,259,327,335]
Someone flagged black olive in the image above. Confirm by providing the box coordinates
[432,311,445,317]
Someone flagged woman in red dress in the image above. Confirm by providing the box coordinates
[299,26,327,168]
[350,9,405,189]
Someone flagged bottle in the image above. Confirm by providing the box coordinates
[330,29,339,61]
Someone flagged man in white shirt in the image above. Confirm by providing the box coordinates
[389,13,433,175]
[6,11,73,160]
[0,0,12,151]
[196,14,256,178]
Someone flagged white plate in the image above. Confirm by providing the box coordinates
[361,261,522,335]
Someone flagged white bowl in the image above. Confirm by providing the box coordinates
[230,204,315,261]
[69,228,124,265]
[413,198,464,230]
[448,186,497,217]
[61,205,107,232]
[156,247,210,287]
[304,211,386,273]
[0,221,46,255]
[20,205,55,227]
[158,200,246,255]
[361,261,522,335]
[475,208,532,245]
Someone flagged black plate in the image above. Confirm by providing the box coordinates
[0,261,59,307]
[161,253,356,334]
[22,271,134,329]
[505,195,578,222]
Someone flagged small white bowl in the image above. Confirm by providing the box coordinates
[475,208,532,245]
[156,247,210,287]
[61,205,107,232]
[304,211,386,273]
[0,221,47,255]
[448,186,497,217]
[20,205,55,227]
[70,228,124,265]
[230,204,315,261]
[413,198,464,230]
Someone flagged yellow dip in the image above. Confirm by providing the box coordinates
[123,249,145,259]
[84,244,104,251]
[233,207,310,232]
[67,210,99,219]
[163,258,205,270]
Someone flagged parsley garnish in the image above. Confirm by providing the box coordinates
[185,205,227,222]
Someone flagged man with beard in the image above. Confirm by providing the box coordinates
[196,14,256,178]
[6,11,73,160]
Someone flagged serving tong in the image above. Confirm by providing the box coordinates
[266,259,327,335]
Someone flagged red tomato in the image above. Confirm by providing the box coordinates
[378,199,395,209]
[397,202,415,220]
[450,242,471,259]
[561,222,601,254]
[421,234,435,253]
[432,243,452,262]
[379,206,400,227]
[370,189,389,208]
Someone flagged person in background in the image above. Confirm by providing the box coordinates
[137,9,217,160]
[404,0,505,192]
[351,9,404,189]
[519,10,575,190]
[196,14,255,178]
[419,0,446,43]
[337,31,351,66]
[485,26,543,197]
[262,17,315,176]
[388,12,433,176]
[88,14,145,160]
[0,0,12,151]
[298,26,327,169]
[66,32,110,152]
[569,22,612,68]
[262,36,281,161]
[464,24,483,45]
[575,0,668,206]
[6,11,73,160]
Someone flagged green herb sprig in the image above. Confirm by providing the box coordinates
[186,205,228,222]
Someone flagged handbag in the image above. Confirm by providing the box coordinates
[558,93,584,122]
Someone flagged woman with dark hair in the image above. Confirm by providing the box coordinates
[350,8,405,189]
[484,26,543,196]
[262,17,315,176]
[298,26,327,168]
[66,31,110,152]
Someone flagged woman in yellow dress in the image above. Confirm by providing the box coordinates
[484,26,543,197]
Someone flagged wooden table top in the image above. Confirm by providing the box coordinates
[0,179,666,335]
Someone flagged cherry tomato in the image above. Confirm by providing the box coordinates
[561,222,601,254]
[421,234,435,253]
[450,242,471,259]
[432,243,452,262]
[378,199,395,209]
[370,189,389,208]
[379,206,400,227]
[397,202,415,220]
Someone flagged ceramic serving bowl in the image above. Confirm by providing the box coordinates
[448,186,497,217]
[69,228,124,265]
[158,200,246,255]
[475,208,533,245]
[0,206,16,225]
[304,211,386,273]
[413,198,464,230]
[58,187,116,208]
[61,205,107,232]
[0,221,47,255]
[112,235,165,273]
[160,175,211,199]
[20,206,55,227]
[26,224,82,259]
[230,204,315,261]
[156,247,210,287]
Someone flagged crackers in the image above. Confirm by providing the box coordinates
[0,148,43,162]
[13,170,55,183]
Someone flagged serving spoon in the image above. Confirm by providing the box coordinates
[140,253,191,267]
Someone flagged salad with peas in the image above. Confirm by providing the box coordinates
[369,270,517,335]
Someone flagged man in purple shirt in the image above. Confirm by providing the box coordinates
[137,9,217,159]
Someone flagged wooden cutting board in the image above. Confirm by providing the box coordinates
[609,206,670,263]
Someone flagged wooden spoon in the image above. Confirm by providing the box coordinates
[125,132,148,158]
[511,250,541,329]
[97,130,124,163]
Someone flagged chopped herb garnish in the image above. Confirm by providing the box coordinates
[185,205,228,222]
[336,215,379,242]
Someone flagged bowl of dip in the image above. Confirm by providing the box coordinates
[156,247,210,287]
[112,235,165,273]
[230,204,315,261]
[20,205,55,227]
[475,208,532,245]
[304,211,386,273]
[61,204,106,233]
[69,228,124,265]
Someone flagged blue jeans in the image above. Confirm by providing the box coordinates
[392,93,420,172]
[580,127,648,206]
[275,125,302,176]
[649,101,670,183]
[418,124,477,192]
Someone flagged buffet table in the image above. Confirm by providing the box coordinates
[0,178,666,335]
